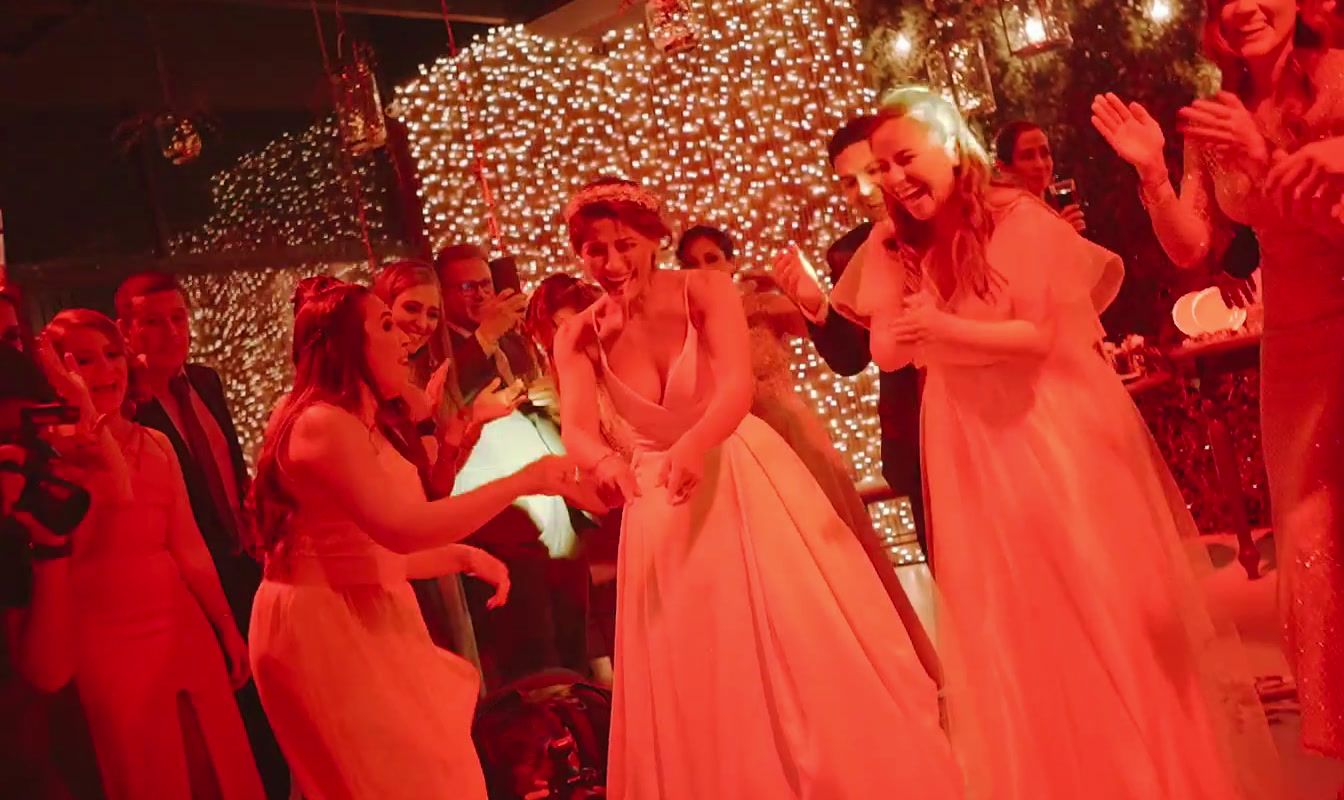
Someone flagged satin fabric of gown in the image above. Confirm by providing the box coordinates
[740,290,919,616]
[832,192,1282,800]
[74,425,263,800]
[250,427,485,799]
[588,279,963,800]
[1176,52,1344,755]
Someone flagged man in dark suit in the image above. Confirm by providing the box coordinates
[773,116,931,568]
[434,245,591,688]
[115,271,289,798]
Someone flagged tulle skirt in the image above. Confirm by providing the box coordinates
[250,566,485,800]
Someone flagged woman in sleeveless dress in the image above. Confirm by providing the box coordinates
[552,178,960,800]
[1092,0,1344,758]
[245,284,602,799]
[44,310,263,800]
[831,89,1283,799]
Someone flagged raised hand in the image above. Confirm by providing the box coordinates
[1177,92,1269,173]
[1091,93,1167,181]
[770,245,826,317]
[35,336,96,423]
[470,377,525,425]
[477,289,528,346]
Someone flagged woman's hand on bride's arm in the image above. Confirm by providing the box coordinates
[594,452,640,507]
[521,455,610,514]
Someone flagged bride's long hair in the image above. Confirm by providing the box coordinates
[875,87,1007,301]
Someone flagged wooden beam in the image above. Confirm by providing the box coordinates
[181,0,508,25]
[9,240,416,290]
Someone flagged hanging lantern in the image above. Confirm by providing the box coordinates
[997,0,1073,57]
[925,34,997,116]
[333,43,388,155]
[645,0,699,54]
[154,113,203,165]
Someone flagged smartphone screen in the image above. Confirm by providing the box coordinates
[489,256,523,295]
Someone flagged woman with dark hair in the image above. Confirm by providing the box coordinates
[835,87,1281,799]
[675,225,886,557]
[370,259,523,670]
[41,309,263,800]
[992,120,1087,233]
[553,178,960,799]
[246,283,602,798]
[1093,0,1344,759]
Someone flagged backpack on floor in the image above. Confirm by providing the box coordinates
[473,669,610,799]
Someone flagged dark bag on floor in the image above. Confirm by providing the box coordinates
[473,670,610,799]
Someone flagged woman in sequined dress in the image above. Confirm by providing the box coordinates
[675,226,879,540]
[1093,0,1344,758]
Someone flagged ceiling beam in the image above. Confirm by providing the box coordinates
[180,0,508,25]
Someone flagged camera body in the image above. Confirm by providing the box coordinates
[0,404,92,537]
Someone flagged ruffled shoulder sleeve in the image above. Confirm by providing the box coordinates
[988,191,1124,346]
[829,219,909,329]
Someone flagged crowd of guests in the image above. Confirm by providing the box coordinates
[3,1,1344,797]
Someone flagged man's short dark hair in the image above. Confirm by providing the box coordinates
[828,115,880,168]
[434,244,490,276]
[114,271,184,320]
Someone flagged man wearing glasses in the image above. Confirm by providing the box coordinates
[435,244,590,689]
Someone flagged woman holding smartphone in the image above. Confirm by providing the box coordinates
[993,120,1087,233]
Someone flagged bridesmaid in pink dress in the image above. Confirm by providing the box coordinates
[831,89,1283,799]
[44,310,263,800]
[553,178,961,800]
[1092,0,1344,758]
[245,284,601,799]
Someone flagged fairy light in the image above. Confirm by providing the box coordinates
[391,0,922,559]
[1146,0,1173,23]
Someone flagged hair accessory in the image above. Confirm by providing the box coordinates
[564,181,661,223]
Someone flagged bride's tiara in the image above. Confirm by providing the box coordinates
[564,181,661,223]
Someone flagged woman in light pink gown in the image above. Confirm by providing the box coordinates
[553,178,961,800]
[832,89,1282,799]
[44,310,264,800]
[245,284,601,799]
[1092,0,1344,757]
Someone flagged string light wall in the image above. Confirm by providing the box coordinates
[172,121,391,462]
[392,0,923,561]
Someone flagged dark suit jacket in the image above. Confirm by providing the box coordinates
[807,223,923,499]
[448,328,541,405]
[135,362,260,629]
